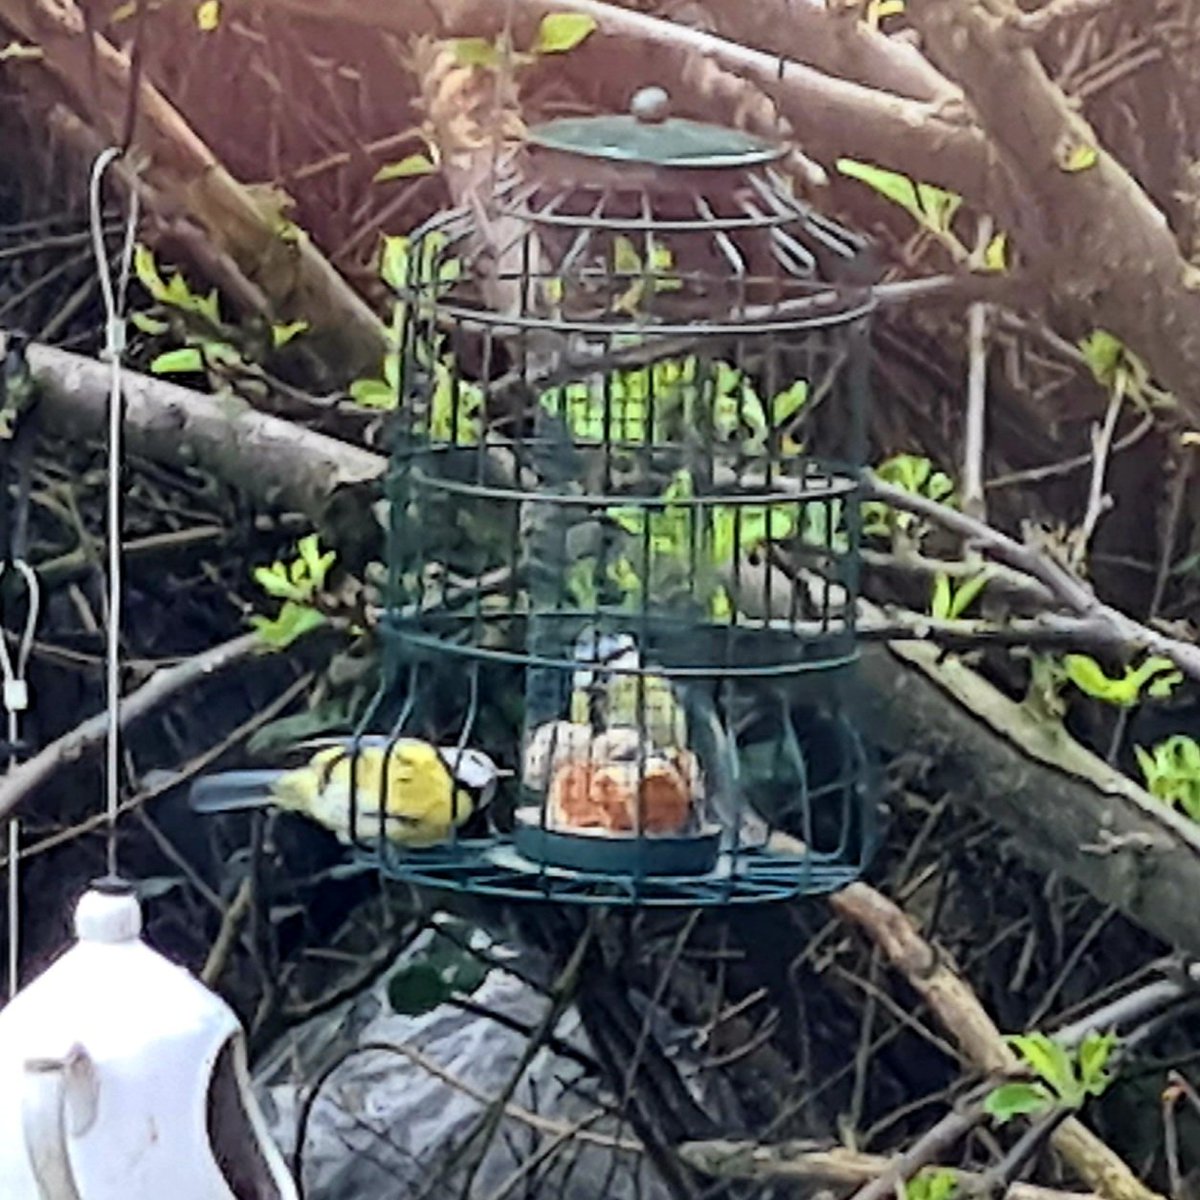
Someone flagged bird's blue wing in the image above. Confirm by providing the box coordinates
[189,770,286,813]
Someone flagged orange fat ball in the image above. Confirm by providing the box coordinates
[547,758,692,835]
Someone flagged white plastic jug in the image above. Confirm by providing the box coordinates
[0,881,298,1200]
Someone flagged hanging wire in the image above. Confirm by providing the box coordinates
[88,149,140,879]
[2,559,40,998]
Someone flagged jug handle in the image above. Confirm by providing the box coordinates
[22,1046,93,1200]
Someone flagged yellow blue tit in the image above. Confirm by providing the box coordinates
[569,629,687,749]
[583,671,688,749]
[189,739,499,847]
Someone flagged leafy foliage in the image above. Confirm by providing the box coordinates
[542,356,806,455]
[1078,329,1149,398]
[930,568,990,621]
[837,161,1006,268]
[984,1030,1117,1124]
[1062,654,1181,707]
[901,1168,958,1200]
[1135,735,1200,820]
[250,533,336,648]
[862,453,956,544]
[132,244,304,377]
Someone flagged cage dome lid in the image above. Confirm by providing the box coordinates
[526,87,783,169]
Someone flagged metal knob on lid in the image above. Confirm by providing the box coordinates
[630,86,670,124]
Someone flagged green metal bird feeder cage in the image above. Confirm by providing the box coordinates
[358,89,880,905]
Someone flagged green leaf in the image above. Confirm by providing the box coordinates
[914,182,961,235]
[1064,653,1181,707]
[134,243,169,302]
[374,154,438,182]
[297,533,336,588]
[838,159,924,223]
[533,12,598,53]
[613,234,643,274]
[253,563,304,601]
[1058,141,1098,172]
[271,320,308,348]
[771,379,808,426]
[983,1082,1054,1124]
[130,312,170,335]
[947,569,990,619]
[983,231,1008,273]
[387,933,490,1015]
[907,1168,958,1200]
[452,36,502,67]
[250,601,326,648]
[1079,330,1125,387]
[1007,1032,1076,1099]
[150,347,204,375]
[386,962,453,1015]
[349,378,397,409]
[195,0,220,31]
[930,573,952,620]
[1077,1031,1117,1095]
[380,235,411,292]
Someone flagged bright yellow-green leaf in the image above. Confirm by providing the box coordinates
[380,236,411,291]
[150,347,204,375]
[349,378,397,409]
[983,1082,1054,1124]
[134,244,169,302]
[839,159,922,221]
[374,154,438,183]
[930,574,953,620]
[195,0,220,31]
[867,0,906,21]
[533,12,598,54]
[452,37,502,67]
[613,235,642,274]
[1008,1032,1076,1098]
[130,312,170,336]
[271,320,309,348]
[250,601,326,649]
[1079,329,1123,386]
[983,231,1008,272]
[1058,141,1098,172]
[947,569,990,619]
[1077,1031,1116,1095]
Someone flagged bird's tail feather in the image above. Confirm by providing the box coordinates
[189,770,286,814]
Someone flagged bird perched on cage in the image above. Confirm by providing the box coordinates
[189,738,501,848]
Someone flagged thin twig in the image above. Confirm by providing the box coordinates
[0,630,292,822]
[863,473,1200,683]
[963,299,989,521]
[201,875,253,986]
[1070,376,1126,571]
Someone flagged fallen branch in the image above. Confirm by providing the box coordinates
[0,630,272,822]
[856,637,1200,957]
[11,334,386,546]
[677,1141,1099,1200]
[831,882,1158,1200]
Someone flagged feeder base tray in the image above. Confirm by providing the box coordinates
[361,836,866,907]
[512,808,721,876]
